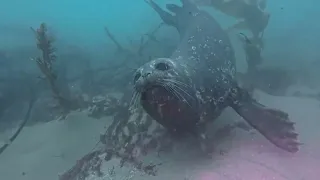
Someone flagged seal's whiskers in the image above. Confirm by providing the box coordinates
[157,81,186,104]
[129,91,141,111]
[167,83,192,106]
[160,82,185,103]
[168,84,192,107]
[159,79,193,107]
[164,80,193,100]
[163,79,190,88]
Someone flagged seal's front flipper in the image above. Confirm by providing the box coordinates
[144,0,177,27]
[197,132,215,155]
[233,99,300,153]
[193,124,215,155]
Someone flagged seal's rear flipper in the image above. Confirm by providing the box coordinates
[226,20,248,32]
[144,0,177,27]
[233,100,300,153]
[181,0,197,9]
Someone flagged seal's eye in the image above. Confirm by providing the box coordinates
[133,73,141,82]
[155,62,170,71]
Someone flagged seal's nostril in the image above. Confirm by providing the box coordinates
[143,72,151,78]
[155,62,170,71]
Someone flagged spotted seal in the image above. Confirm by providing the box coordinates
[132,0,299,153]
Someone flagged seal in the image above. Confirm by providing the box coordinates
[133,0,299,153]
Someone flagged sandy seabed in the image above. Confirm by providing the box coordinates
[0,90,319,180]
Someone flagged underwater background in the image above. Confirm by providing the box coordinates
[0,0,320,179]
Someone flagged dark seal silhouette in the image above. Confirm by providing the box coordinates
[132,0,299,153]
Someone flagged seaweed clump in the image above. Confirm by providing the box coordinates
[59,92,163,180]
[30,23,83,113]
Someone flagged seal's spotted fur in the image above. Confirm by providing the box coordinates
[131,0,300,154]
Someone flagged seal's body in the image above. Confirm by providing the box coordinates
[133,0,299,153]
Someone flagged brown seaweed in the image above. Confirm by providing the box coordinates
[59,91,166,179]
[30,23,82,113]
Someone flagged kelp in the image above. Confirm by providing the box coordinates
[30,23,83,113]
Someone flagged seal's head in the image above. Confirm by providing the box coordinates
[132,58,199,133]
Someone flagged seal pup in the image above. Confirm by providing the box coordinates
[133,0,299,153]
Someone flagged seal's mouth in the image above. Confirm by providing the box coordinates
[141,85,174,104]
[131,78,194,112]
[138,84,199,134]
[140,85,183,124]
